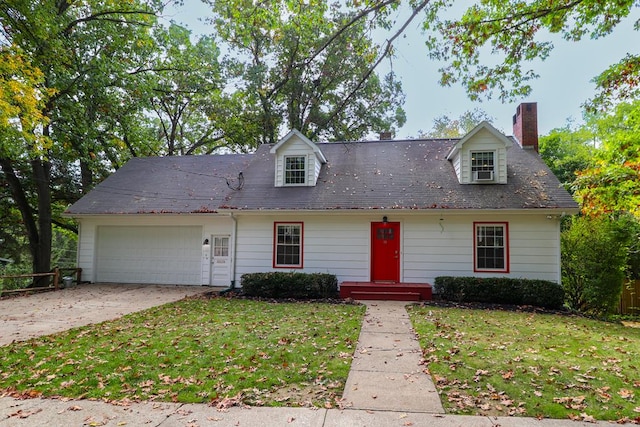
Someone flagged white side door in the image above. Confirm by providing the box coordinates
[210,236,231,286]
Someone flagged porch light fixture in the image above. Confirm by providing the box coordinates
[203,239,209,245]
[382,216,388,223]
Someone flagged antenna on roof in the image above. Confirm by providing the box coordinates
[226,172,244,191]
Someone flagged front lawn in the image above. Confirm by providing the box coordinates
[0,298,365,407]
[408,305,640,422]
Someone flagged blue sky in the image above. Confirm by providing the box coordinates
[163,2,639,139]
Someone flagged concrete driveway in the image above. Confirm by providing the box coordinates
[0,283,210,346]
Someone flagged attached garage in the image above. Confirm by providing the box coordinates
[96,226,202,285]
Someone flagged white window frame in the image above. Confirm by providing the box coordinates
[474,222,509,273]
[284,155,306,185]
[273,222,303,268]
[471,151,495,182]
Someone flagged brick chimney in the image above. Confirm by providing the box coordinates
[512,102,538,152]
[379,131,393,140]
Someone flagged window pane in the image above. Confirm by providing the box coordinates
[275,224,302,266]
[471,151,495,172]
[213,237,229,257]
[476,224,506,271]
[285,156,306,184]
[376,228,394,240]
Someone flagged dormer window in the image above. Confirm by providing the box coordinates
[271,129,326,187]
[284,155,306,185]
[471,151,495,182]
[446,122,510,184]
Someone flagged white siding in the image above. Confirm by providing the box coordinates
[233,212,562,286]
[77,211,562,288]
[403,213,560,283]
[235,215,370,283]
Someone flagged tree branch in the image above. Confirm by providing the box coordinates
[321,0,430,132]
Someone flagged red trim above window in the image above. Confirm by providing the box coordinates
[473,222,510,273]
[273,222,304,269]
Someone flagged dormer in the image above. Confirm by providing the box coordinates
[270,129,327,187]
[446,121,512,184]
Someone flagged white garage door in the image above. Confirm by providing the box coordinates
[96,226,202,285]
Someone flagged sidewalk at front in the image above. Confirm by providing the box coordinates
[0,396,618,426]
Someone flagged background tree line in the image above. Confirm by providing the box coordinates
[1,0,638,306]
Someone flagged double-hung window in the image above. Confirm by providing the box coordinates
[284,156,306,185]
[474,222,509,272]
[274,222,303,268]
[471,151,495,181]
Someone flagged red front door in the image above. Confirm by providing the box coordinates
[371,221,400,282]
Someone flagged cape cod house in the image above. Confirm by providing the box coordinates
[65,103,579,299]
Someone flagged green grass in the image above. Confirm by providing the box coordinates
[408,305,640,421]
[0,298,365,407]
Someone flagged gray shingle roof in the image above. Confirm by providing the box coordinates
[66,154,254,215]
[65,138,578,215]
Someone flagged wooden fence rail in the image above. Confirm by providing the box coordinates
[0,267,82,296]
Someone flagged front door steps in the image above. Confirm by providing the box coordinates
[340,281,433,301]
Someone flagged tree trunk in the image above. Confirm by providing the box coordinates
[32,158,52,285]
[0,156,52,287]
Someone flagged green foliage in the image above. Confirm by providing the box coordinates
[539,124,595,189]
[434,276,565,309]
[241,272,339,299]
[589,53,640,111]
[0,299,364,406]
[409,305,640,420]
[206,0,406,143]
[51,226,78,269]
[0,0,163,275]
[0,263,32,292]
[424,0,638,104]
[561,215,628,315]
[573,101,640,218]
[0,44,53,158]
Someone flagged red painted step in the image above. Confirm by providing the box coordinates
[350,291,421,301]
[340,281,433,301]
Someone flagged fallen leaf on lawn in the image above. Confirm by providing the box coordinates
[213,392,243,410]
[619,389,634,399]
[553,396,586,410]
[502,370,514,380]
[579,413,597,423]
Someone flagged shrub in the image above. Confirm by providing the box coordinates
[561,215,627,315]
[434,276,565,309]
[240,272,338,299]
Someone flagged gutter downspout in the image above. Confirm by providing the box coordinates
[230,213,238,289]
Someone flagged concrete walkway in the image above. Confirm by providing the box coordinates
[0,291,625,426]
[342,301,444,413]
